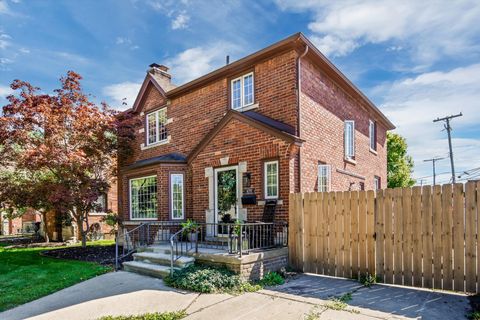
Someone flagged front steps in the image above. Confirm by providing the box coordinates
[122,246,195,279]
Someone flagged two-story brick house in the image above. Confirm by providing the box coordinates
[118,33,394,232]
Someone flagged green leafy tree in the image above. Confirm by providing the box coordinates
[387,132,416,188]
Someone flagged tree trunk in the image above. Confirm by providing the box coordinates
[40,211,50,243]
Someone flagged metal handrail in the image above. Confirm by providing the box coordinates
[169,227,187,276]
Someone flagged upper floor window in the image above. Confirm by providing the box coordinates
[318,164,331,192]
[344,120,355,159]
[146,108,167,145]
[369,120,377,151]
[374,176,381,190]
[130,175,157,220]
[231,72,254,110]
[91,194,107,214]
[264,160,279,199]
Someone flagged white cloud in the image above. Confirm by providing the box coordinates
[376,64,480,182]
[0,84,13,97]
[103,81,142,110]
[115,37,131,45]
[0,0,9,14]
[276,0,480,63]
[171,12,189,30]
[166,41,241,84]
[0,32,11,49]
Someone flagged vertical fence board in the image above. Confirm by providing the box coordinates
[412,186,423,287]
[344,191,351,278]
[359,190,367,277]
[465,182,476,292]
[366,190,375,276]
[316,192,324,275]
[336,191,344,277]
[375,189,385,281]
[453,183,465,291]
[384,189,394,284]
[432,185,443,289]
[304,193,313,273]
[296,193,305,272]
[422,186,433,288]
[394,188,404,285]
[328,192,336,276]
[477,182,480,293]
[288,193,296,268]
[403,187,413,286]
[442,184,454,290]
[351,191,360,279]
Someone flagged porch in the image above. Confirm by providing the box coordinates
[117,221,289,280]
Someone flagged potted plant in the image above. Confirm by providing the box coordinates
[229,220,249,253]
[181,219,199,242]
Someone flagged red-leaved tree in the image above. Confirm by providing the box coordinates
[0,71,137,247]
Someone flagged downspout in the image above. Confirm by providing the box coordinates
[296,44,309,193]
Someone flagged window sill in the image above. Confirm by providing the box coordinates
[233,103,259,112]
[89,212,107,216]
[344,157,357,165]
[257,199,283,206]
[141,137,171,150]
[369,148,378,155]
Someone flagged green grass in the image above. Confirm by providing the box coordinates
[0,240,113,312]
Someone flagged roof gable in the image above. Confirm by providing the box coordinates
[132,73,167,113]
[187,110,303,163]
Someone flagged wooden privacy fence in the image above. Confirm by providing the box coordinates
[288,181,480,293]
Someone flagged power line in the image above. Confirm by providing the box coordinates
[423,157,446,185]
[433,112,463,183]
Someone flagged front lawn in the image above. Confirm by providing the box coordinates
[0,240,113,312]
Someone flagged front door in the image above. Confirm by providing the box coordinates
[214,166,238,235]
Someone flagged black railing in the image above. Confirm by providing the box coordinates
[115,220,288,273]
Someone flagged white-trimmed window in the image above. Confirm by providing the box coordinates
[91,194,107,214]
[369,120,377,151]
[146,108,167,145]
[374,176,381,190]
[264,160,279,199]
[231,72,254,110]
[318,164,331,192]
[344,120,355,159]
[170,173,184,220]
[130,176,157,220]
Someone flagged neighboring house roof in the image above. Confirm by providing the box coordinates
[123,152,187,170]
[187,110,303,163]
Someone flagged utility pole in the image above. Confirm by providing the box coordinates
[423,157,445,185]
[433,113,462,183]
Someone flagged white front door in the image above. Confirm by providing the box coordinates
[214,165,239,235]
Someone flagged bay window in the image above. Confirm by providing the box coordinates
[130,176,157,220]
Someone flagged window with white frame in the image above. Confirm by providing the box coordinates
[130,176,157,220]
[264,160,279,199]
[170,173,184,220]
[231,72,254,110]
[344,120,355,159]
[91,194,107,214]
[374,176,381,190]
[369,120,377,151]
[146,108,168,145]
[318,164,331,192]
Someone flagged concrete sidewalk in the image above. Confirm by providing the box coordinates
[0,271,471,320]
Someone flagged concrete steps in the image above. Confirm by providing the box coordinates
[123,245,195,279]
[123,261,179,278]
[132,252,195,268]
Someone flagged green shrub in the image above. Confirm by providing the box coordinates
[259,271,285,286]
[97,310,186,320]
[165,264,257,293]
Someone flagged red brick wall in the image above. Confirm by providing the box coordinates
[191,118,297,223]
[299,56,387,192]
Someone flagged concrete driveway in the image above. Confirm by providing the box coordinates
[0,271,471,320]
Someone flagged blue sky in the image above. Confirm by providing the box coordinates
[1,0,479,183]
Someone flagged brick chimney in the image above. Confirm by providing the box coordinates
[148,63,175,91]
